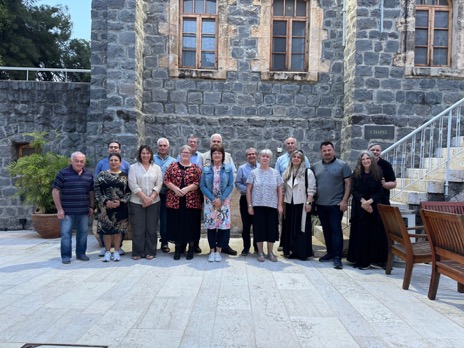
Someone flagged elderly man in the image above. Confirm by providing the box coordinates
[202,133,236,171]
[275,137,310,176]
[154,137,176,253]
[95,141,131,257]
[202,133,237,255]
[177,134,203,169]
[235,148,259,256]
[368,143,397,205]
[52,152,94,264]
[311,141,352,270]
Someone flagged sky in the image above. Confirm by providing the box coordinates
[38,0,91,40]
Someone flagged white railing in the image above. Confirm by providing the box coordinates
[0,66,91,82]
[382,97,464,201]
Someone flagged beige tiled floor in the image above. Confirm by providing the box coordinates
[0,230,463,347]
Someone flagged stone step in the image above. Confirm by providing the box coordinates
[391,189,428,205]
[395,178,444,193]
[406,168,464,182]
[426,157,464,170]
[434,145,464,157]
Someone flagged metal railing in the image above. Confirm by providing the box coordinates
[382,97,464,201]
[0,66,91,82]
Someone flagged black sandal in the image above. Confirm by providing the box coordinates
[162,245,170,253]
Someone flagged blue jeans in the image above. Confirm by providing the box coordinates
[316,205,344,258]
[61,214,89,260]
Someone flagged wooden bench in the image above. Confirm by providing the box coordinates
[420,209,464,300]
[420,201,464,214]
[378,204,432,290]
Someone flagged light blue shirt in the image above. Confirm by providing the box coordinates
[275,153,310,176]
[235,162,260,194]
[176,151,203,169]
[153,154,176,194]
[94,157,131,177]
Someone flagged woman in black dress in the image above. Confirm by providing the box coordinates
[347,150,387,269]
[94,153,131,262]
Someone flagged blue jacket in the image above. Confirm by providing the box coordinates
[200,163,234,202]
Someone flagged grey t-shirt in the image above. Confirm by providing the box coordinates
[311,158,352,206]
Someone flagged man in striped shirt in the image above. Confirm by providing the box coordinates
[52,152,94,264]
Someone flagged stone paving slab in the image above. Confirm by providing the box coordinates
[0,230,463,348]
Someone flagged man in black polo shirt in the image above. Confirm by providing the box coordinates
[368,143,397,205]
[52,151,94,264]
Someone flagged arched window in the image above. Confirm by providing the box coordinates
[415,0,452,66]
[271,0,309,71]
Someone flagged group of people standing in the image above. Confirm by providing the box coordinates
[51,134,396,272]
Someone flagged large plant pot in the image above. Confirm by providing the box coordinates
[31,213,61,239]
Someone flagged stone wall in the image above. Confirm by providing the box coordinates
[0,81,90,230]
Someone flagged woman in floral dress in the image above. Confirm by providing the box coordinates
[200,144,234,262]
[94,153,131,262]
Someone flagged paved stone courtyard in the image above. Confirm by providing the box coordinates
[1,230,463,348]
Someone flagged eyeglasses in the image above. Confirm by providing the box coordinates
[246,153,256,156]
[180,151,190,155]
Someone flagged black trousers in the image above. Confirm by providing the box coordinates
[239,195,257,251]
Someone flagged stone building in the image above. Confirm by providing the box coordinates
[1,0,464,229]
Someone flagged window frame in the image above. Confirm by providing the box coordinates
[179,0,219,69]
[270,0,310,72]
[414,0,452,67]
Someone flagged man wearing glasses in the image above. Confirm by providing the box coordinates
[235,148,259,256]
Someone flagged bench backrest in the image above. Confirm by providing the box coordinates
[420,209,464,262]
[378,204,413,252]
[420,201,464,215]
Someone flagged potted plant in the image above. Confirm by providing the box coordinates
[8,131,70,238]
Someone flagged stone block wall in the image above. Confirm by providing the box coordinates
[0,81,90,230]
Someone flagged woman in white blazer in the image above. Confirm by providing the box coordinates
[281,150,316,260]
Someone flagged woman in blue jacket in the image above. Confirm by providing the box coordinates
[200,144,234,262]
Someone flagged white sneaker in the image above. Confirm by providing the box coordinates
[113,251,121,262]
[208,252,216,262]
[103,251,111,262]
[214,252,222,262]
[119,248,125,255]
[99,247,106,257]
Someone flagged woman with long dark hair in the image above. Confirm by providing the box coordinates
[347,150,387,269]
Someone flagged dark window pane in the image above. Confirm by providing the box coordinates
[273,37,287,53]
[202,19,216,34]
[183,35,196,49]
[416,10,429,28]
[414,48,427,65]
[273,0,284,16]
[183,18,196,33]
[296,0,306,16]
[292,38,304,53]
[292,21,305,36]
[201,52,215,68]
[415,29,428,46]
[182,51,196,66]
[285,0,295,16]
[272,54,286,70]
[433,48,448,65]
[206,0,217,14]
[183,0,193,13]
[194,0,204,13]
[202,37,216,50]
[434,30,448,46]
[273,21,287,36]
[438,0,449,5]
[434,11,449,29]
[291,54,304,70]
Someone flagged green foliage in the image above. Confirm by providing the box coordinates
[0,0,90,81]
[7,132,69,213]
